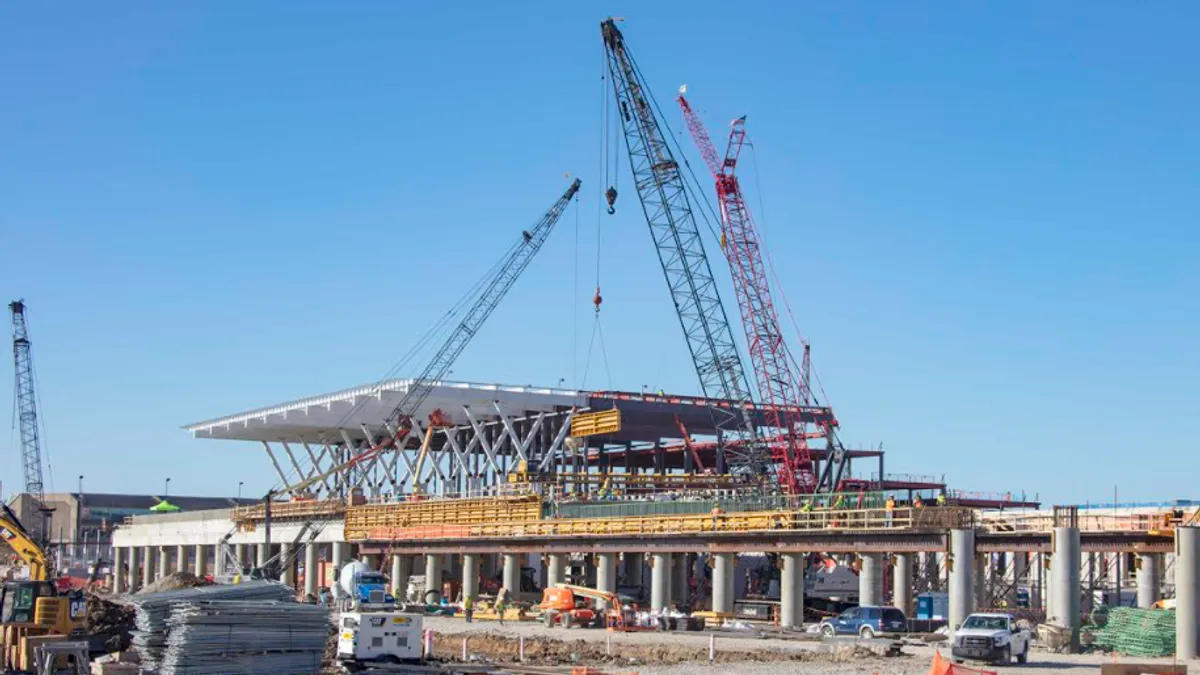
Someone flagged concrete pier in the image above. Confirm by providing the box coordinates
[175,545,187,574]
[390,554,411,600]
[502,553,520,594]
[651,553,673,611]
[780,553,804,629]
[194,544,208,578]
[1177,526,1199,660]
[712,553,734,614]
[949,529,975,631]
[235,544,249,572]
[597,553,617,594]
[547,554,567,587]
[893,553,913,616]
[462,554,480,601]
[1051,526,1081,653]
[1137,553,1160,609]
[673,554,690,606]
[305,544,320,598]
[157,546,170,580]
[128,547,141,592]
[332,542,350,576]
[143,546,156,587]
[113,547,126,593]
[257,543,269,568]
[973,554,986,608]
[425,554,443,602]
[280,543,295,587]
[1010,553,1027,608]
[859,554,883,607]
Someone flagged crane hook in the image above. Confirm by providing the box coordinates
[605,186,618,215]
[593,286,603,313]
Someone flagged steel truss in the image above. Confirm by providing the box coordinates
[261,406,578,499]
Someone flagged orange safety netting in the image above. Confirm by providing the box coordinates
[928,651,998,675]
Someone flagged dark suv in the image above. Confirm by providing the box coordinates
[819,605,908,638]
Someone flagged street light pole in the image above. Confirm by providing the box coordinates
[238,482,244,500]
[165,477,171,498]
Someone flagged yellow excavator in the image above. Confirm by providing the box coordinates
[0,502,87,671]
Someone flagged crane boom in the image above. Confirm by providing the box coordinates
[600,19,766,477]
[677,94,818,493]
[285,178,582,494]
[9,300,48,539]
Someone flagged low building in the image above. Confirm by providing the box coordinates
[7,492,257,571]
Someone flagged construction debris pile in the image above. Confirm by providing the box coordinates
[160,601,329,675]
[137,571,211,595]
[1090,607,1177,657]
[85,593,136,652]
[128,581,297,673]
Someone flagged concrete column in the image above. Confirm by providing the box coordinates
[547,554,567,587]
[780,553,804,629]
[859,554,883,606]
[332,542,349,573]
[1137,553,1160,609]
[461,554,480,601]
[281,543,296,588]
[157,546,170,579]
[502,553,520,594]
[425,554,443,602]
[712,553,734,614]
[1177,526,1199,660]
[127,547,141,592]
[974,553,987,609]
[673,554,690,606]
[303,544,320,598]
[893,553,913,617]
[949,529,975,631]
[1051,526,1081,653]
[390,554,411,600]
[175,545,187,574]
[626,553,644,587]
[235,544,249,572]
[194,545,208,578]
[596,553,617,593]
[651,553,673,611]
[112,547,126,593]
[141,546,155,587]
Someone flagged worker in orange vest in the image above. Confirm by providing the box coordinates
[885,495,896,527]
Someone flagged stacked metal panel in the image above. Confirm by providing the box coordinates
[160,601,330,675]
[129,581,299,673]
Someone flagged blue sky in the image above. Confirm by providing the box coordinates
[1,2,1196,504]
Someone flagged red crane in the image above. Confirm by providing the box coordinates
[678,91,816,493]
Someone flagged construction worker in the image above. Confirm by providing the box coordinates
[495,586,509,625]
[463,594,474,623]
[936,492,947,507]
[710,504,725,530]
[913,494,924,508]
[834,493,846,511]
[885,494,896,527]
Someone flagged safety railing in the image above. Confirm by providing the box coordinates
[979,510,1182,533]
[343,505,975,542]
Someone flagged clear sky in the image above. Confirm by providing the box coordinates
[1,2,1196,504]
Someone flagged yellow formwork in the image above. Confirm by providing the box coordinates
[232,498,346,527]
[345,494,542,541]
[342,504,974,542]
[570,409,621,437]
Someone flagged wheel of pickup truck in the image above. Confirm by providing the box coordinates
[999,645,1011,665]
[1016,644,1028,664]
[821,624,835,638]
[859,625,875,639]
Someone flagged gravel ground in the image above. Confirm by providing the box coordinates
[423,616,1198,675]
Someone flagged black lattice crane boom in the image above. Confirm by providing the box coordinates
[9,300,48,541]
[285,178,582,495]
[600,18,767,477]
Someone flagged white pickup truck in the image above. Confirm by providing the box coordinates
[952,613,1032,664]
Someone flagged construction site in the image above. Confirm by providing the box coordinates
[1,14,1197,675]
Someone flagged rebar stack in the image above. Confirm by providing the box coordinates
[160,601,330,675]
[129,581,299,673]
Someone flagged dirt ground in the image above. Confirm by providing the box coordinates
[423,615,1198,675]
